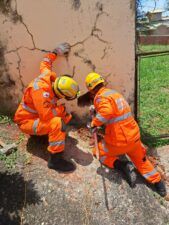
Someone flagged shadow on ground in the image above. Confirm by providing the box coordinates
[26,135,49,161]
[141,128,169,154]
[96,161,158,196]
[0,171,41,225]
[64,136,93,166]
[26,135,93,167]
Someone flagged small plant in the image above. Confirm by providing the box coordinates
[0,150,32,170]
[0,115,12,124]
[17,133,25,145]
[0,151,18,169]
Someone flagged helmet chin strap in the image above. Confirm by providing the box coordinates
[52,82,62,99]
[65,95,77,101]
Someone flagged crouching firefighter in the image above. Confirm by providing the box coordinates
[14,43,79,173]
[84,72,167,197]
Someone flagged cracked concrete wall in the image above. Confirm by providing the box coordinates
[0,0,135,117]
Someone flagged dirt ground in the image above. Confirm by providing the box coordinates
[0,123,169,225]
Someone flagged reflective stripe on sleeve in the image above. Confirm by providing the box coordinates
[107,112,132,125]
[116,98,123,110]
[33,77,40,90]
[102,140,109,153]
[100,155,107,163]
[96,113,108,123]
[52,108,58,116]
[21,103,38,114]
[33,71,48,90]
[143,169,157,179]
[33,119,39,135]
[102,90,116,97]
[51,98,57,104]
[49,140,65,147]
[43,58,52,63]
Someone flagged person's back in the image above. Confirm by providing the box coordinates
[14,65,57,125]
[93,86,140,146]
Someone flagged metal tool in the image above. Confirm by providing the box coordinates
[89,105,110,209]
[89,105,100,159]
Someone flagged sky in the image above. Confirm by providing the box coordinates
[141,0,169,16]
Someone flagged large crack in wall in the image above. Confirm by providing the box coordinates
[0,0,135,115]
[70,2,110,82]
[0,42,14,88]
[71,0,81,10]
[0,0,52,113]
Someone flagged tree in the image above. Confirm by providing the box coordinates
[165,0,169,10]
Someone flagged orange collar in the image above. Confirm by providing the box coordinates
[95,86,106,96]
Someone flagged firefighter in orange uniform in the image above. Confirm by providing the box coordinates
[14,43,79,173]
[85,72,167,197]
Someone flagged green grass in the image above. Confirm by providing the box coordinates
[139,44,169,52]
[139,45,169,141]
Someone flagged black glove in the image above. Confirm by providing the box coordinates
[87,122,97,134]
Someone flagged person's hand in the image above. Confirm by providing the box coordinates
[89,105,96,116]
[87,122,97,134]
[58,103,66,115]
[53,42,70,56]
[62,113,72,124]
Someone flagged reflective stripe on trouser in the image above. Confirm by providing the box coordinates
[18,117,66,154]
[93,139,161,184]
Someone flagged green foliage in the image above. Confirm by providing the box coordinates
[0,115,12,124]
[17,133,25,145]
[0,151,18,169]
[139,45,169,52]
[0,150,32,170]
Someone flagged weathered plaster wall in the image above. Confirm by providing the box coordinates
[0,0,135,117]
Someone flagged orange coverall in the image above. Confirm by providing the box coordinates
[91,87,161,184]
[14,53,70,154]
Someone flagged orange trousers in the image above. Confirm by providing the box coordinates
[93,139,161,184]
[18,117,66,154]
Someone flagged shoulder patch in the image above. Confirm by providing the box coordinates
[43,92,50,98]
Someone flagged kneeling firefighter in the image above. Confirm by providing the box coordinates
[83,72,167,197]
[14,43,79,173]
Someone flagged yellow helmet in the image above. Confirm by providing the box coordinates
[53,75,79,100]
[85,72,105,91]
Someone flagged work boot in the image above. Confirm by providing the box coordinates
[48,152,76,173]
[154,180,167,197]
[114,159,136,188]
